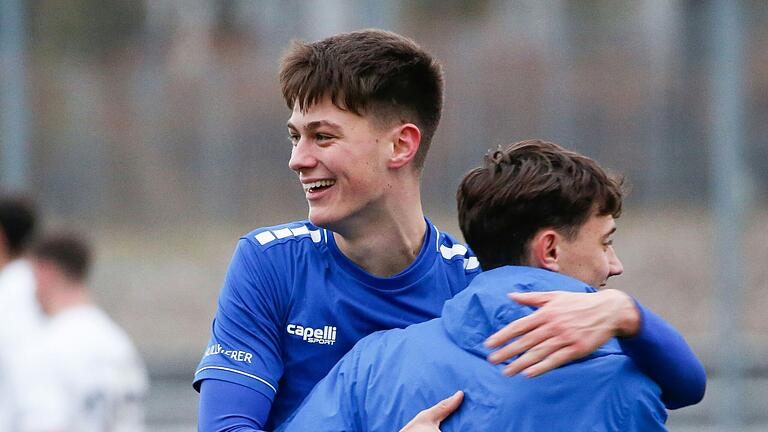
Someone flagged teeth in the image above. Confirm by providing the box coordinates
[303,179,336,192]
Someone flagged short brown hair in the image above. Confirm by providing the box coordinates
[280,29,444,170]
[0,195,37,257]
[31,233,91,282]
[457,140,624,271]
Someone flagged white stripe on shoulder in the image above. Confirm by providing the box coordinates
[434,227,441,252]
[464,256,480,270]
[255,231,276,245]
[254,224,322,245]
[195,366,277,393]
[273,228,292,239]
[440,243,468,260]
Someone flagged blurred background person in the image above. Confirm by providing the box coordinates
[11,233,148,432]
[0,195,42,432]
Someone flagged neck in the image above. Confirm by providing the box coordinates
[334,181,426,277]
[46,283,92,317]
[0,250,15,269]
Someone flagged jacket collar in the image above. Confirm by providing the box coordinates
[441,266,621,365]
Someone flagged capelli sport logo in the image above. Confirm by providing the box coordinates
[286,323,337,345]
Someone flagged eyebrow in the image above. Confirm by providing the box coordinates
[286,120,343,134]
[603,226,617,239]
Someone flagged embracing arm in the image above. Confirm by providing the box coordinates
[618,300,706,408]
[485,289,705,409]
[198,379,271,431]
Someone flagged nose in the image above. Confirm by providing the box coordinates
[288,138,317,173]
[608,246,624,278]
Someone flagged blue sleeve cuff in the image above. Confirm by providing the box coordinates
[199,379,271,431]
[194,366,277,402]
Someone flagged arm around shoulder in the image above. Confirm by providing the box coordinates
[618,299,706,409]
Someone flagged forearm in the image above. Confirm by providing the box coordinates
[618,300,706,409]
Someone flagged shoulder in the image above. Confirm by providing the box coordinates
[231,220,327,271]
[0,259,34,288]
[434,227,480,273]
[241,220,325,253]
[354,319,438,365]
[49,307,140,358]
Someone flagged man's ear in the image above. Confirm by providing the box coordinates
[387,123,421,169]
[529,229,560,272]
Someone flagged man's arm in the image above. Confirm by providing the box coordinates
[198,379,270,431]
[484,289,705,408]
[195,238,288,430]
[618,301,706,409]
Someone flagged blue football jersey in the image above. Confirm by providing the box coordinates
[194,218,480,428]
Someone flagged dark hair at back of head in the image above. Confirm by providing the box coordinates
[279,29,444,170]
[0,195,38,256]
[31,233,91,282]
[457,140,624,271]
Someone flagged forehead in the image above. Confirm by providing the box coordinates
[576,214,616,239]
[287,98,362,129]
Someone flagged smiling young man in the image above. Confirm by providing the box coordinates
[276,140,673,431]
[194,30,704,431]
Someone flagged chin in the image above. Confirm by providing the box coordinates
[307,207,341,230]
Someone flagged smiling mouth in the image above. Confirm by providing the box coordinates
[303,179,336,193]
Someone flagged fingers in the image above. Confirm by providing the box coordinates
[507,291,553,307]
[501,337,574,376]
[419,390,464,423]
[516,346,581,378]
[484,292,555,348]
[487,323,557,365]
[485,313,541,349]
[399,391,464,432]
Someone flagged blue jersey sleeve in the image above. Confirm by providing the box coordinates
[194,238,290,402]
[619,300,706,409]
[198,379,271,431]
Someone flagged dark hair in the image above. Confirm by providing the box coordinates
[0,195,38,257]
[457,140,624,271]
[280,29,444,170]
[31,233,91,282]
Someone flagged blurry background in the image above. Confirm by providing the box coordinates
[1,0,766,431]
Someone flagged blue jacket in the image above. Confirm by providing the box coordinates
[278,266,668,431]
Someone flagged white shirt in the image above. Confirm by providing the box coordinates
[13,304,149,432]
[0,259,44,432]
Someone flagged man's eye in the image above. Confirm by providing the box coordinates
[316,133,333,141]
[288,134,300,146]
[604,239,614,247]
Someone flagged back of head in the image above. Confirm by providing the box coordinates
[0,195,37,258]
[31,233,91,283]
[280,29,444,170]
[457,139,624,270]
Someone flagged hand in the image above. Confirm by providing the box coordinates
[399,391,464,432]
[484,289,640,377]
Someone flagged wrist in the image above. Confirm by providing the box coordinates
[605,289,641,337]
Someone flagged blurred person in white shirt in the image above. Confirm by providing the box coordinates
[12,233,149,432]
[0,195,43,432]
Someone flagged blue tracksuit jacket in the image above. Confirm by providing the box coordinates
[278,266,668,431]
